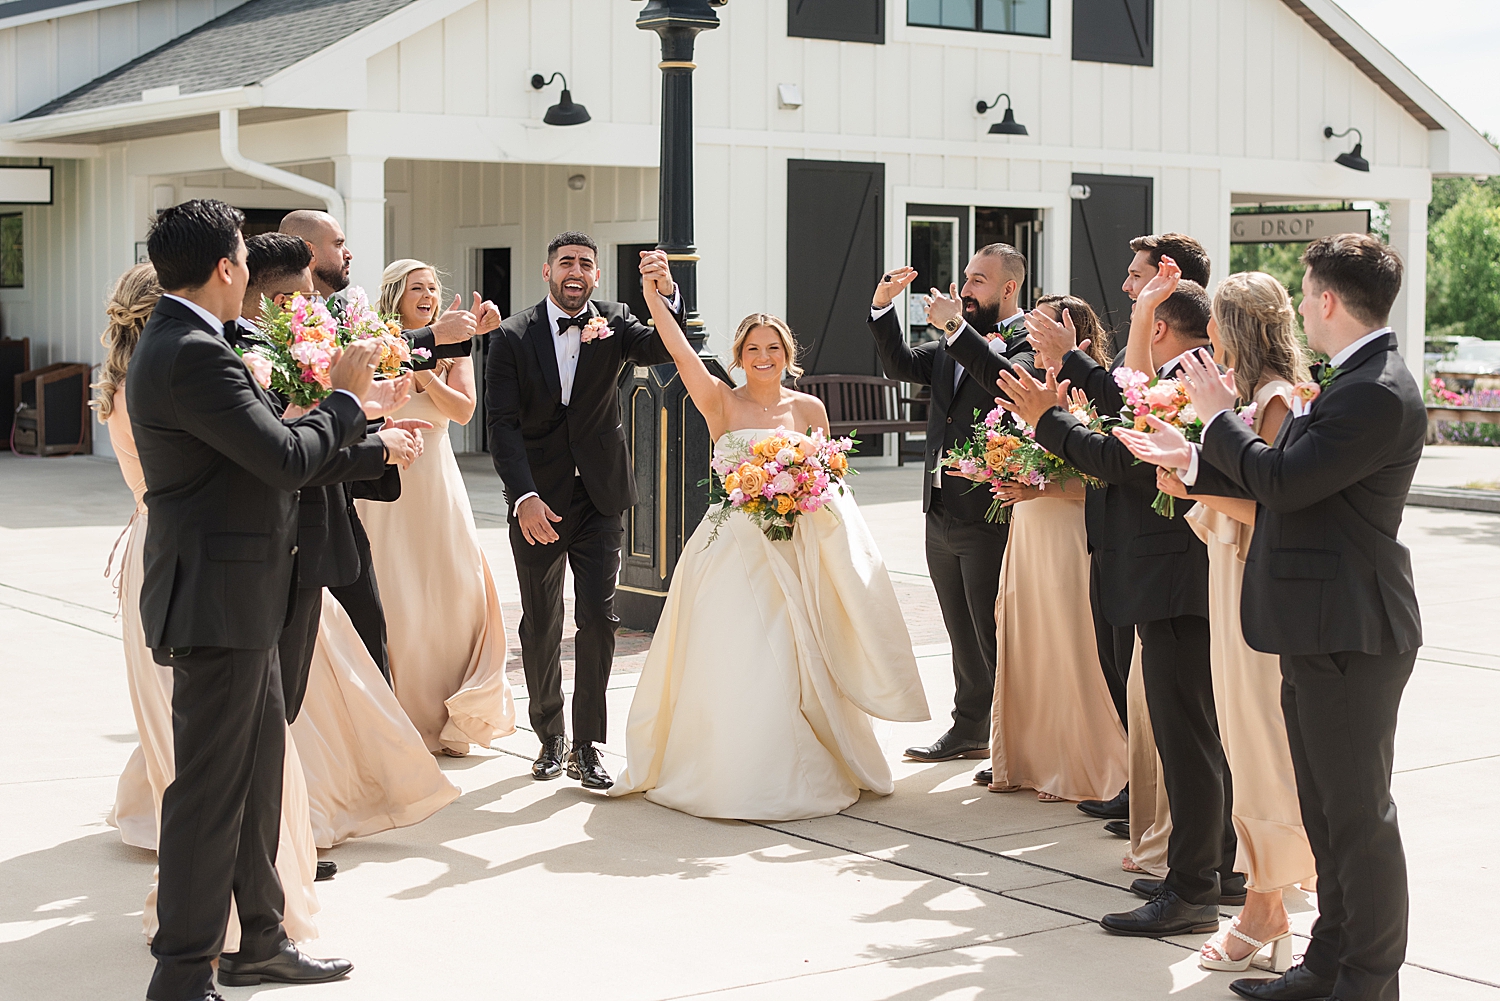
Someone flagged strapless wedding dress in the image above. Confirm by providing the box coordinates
[609,430,930,821]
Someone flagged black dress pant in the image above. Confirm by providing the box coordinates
[1090,551,1133,730]
[278,585,322,724]
[148,645,288,1001]
[1137,615,1236,905]
[511,477,622,744]
[329,520,391,683]
[924,491,1008,742]
[1281,648,1416,1001]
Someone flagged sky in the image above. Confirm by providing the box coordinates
[1334,0,1500,139]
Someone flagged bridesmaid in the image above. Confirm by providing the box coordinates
[355,260,516,755]
[984,296,1128,803]
[1132,268,1316,973]
[95,264,321,947]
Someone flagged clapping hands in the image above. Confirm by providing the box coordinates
[1026,308,1090,373]
[995,367,1072,428]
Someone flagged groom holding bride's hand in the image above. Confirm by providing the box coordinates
[486,233,682,790]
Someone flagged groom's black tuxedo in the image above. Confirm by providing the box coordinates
[127,295,366,1001]
[867,308,1032,744]
[1035,348,1234,909]
[485,295,677,744]
[1190,330,1424,1001]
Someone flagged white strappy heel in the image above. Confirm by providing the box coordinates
[1198,918,1293,973]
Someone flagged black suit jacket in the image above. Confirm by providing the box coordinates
[1191,331,1424,655]
[484,298,677,519]
[1033,350,1209,626]
[126,298,366,650]
[868,308,1035,520]
[227,320,396,589]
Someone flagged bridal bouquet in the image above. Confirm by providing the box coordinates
[941,403,1101,524]
[239,294,343,408]
[336,285,430,377]
[705,428,857,542]
[1111,367,1254,518]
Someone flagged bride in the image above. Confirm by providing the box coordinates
[609,279,930,821]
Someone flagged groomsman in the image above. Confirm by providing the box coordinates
[232,232,423,721]
[867,244,1035,763]
[1005,282,1239,936]
[486,233,683,789]
[1131,234,1424,1001]
[128,200,359,1000]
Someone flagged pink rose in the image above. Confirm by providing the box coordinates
[242,351,273,389]
[581,316,613,343]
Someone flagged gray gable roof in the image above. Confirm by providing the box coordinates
[21,0,416,120]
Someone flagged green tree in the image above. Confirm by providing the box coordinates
[1428,184,1500,339]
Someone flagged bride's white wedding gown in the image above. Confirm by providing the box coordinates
[610,429,930,821]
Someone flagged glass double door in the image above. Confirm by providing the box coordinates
[904,203,1042,344]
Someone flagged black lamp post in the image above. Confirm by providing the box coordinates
[615,0,732,629]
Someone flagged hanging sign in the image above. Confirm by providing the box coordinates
[1230,209,1370,244]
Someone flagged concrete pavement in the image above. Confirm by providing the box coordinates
[1,446,1498,1000]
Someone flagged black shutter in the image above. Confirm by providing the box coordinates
[786,159,885,376]
[1073,0,1153,66]
[1069,173,1153,340]
[788,0,884,44]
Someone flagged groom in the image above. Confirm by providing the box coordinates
[486,233,682,789]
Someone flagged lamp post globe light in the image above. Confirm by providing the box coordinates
[615,0,733,629]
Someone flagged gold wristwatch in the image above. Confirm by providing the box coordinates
[943,316,963,335]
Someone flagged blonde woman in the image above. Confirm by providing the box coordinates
[1130,267,1316,974]
[354,259,516,755]
[608,285,930,821]
[95,263,322,949]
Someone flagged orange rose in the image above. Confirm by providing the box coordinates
[738,463,767,496]
[829,452,848,474]
[723,471,740,492]
[775,495,795,515]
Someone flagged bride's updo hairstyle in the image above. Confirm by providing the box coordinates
[379,258,444,324]
[731,313,804,379]
[1212,272,1309,401]
[91,263,163,421]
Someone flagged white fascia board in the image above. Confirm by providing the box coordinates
[0,139,100,157]
[0,0,138,31]
[344,111,660,167]
[257,0,479,111]
[1300,0,1500,176]
[0,86,262,143]
[121,112,348,177]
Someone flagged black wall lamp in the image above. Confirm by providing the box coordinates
[976,93,1028,135]
[1324,126,1369,172]
[531,72,591,126]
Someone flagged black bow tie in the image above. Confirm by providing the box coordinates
[557,314,589,333]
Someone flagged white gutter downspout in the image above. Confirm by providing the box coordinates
[218,108,345,224]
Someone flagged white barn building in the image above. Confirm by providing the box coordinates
[1,0,1495,457]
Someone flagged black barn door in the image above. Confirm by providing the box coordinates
[786,159,885,376]
[1070,172,1152,342]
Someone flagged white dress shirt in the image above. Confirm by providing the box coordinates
[164,294,228,335]
[1179,328,1392,485]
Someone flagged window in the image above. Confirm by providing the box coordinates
[0,214,22,288]
[907,0,1049,37]
[789,0,884,44]
[1073,0,1153,66]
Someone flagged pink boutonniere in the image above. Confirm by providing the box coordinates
[1290,381,1321,418]
[581,316,613,343]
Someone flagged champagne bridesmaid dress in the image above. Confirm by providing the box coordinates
[988,494,1128,801]
[610,430,931,821]
[105,389,321,947]
[354,380,516,755]
[1185,380,1316,893]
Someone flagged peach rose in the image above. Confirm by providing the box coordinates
[775,495,795,515]
[738,463,768,496]
[723,471,740,493]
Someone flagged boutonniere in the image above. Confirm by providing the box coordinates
[581,316,613,343]
[1308,360,1341,390]
[1289,381,1321,418]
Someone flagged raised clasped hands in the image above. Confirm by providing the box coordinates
[872,266,918,309]
[638,249,676,298]
[1025,307,1089,373]
[995,366,1071,428]
[923,282,963,331]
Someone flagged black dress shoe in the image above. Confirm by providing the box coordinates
[1077,785,1129,819]
[1130,873,1247,906]
[217,941,353,987]
[532,734,568,780]
[1229,963,1336,1001]
[315,859,337,881]
[1100,889,1220,937]
[904,729,989,762]
[973,767,993,785]
[567,740,613,790]
[1103,819,1130,839]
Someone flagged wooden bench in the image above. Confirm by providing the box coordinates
[793,374,926,465]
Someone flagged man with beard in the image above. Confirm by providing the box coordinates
[867,243,1035,763]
